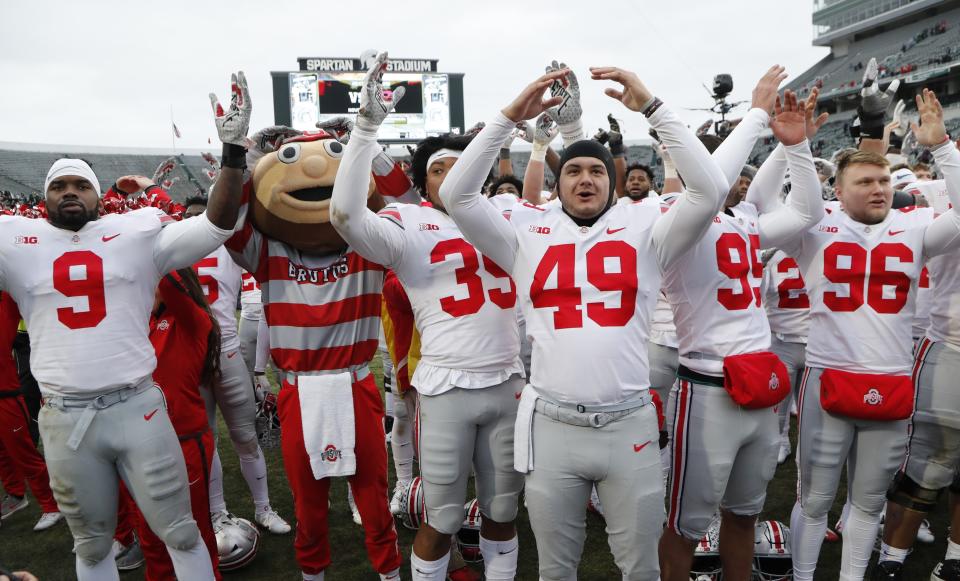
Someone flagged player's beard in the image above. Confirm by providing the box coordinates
[48,203,98,231]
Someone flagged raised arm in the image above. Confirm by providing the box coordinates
[757,91,824,247]
[330,52,408,267]
[590,66,728,269]
[711,66,785,196]
[914,89,960,257]
[440,71,567,271]
[154,212,233,274]
[522,113,559,205]
[205,71,252,231]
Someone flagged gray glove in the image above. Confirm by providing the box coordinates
[544,60,584,145]
[209,71,252,147]
[316,116,355,143]
[356,51,405,132]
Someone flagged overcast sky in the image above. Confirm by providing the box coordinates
[0,0,829,151]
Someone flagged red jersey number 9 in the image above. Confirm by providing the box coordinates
[53,251,107,329]
[716,232,762,310]
[530,241,638,329]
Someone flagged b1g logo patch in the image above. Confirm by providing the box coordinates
[323,444,342,462]
[14,235,38,245]
[863,388,883,406]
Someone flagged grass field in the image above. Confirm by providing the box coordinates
[0,354,953,580]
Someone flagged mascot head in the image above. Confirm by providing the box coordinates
[250,130,379,254]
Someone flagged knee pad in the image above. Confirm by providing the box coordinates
[75,535,115,565]
[886,470,943,513]
[800,492,834,520]
[160,519,201,551]
[233,434,261,460]
[427,503,466,536]
[482,493,520,525]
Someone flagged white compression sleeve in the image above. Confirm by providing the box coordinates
[712,107,771,192]
[154,211,232,274]
[254,317,269,374]
[923,141,960,258]
[758,140,824,248]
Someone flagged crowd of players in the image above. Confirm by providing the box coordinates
[0,51,959,581]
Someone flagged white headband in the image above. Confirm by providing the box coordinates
[426,148,462,170]
[44,159,101,197]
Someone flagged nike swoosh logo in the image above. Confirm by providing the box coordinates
[144,409,159,421]
[188,478,201,486]
[498,547,518,555]
[633,440,652,452]
[888,229,905,236]
[101,234,121,242]
[227,352,238,359]
[606,227,626,235]
[12,426,23,433]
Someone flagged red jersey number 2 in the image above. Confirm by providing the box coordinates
[53,251,107,329]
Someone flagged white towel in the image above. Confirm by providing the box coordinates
[513,384,538,473]
[299,373,356,479]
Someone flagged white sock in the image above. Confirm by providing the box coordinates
[879,541,910,564]
[76,555,120,581]
[946,538,960,561]
[302,571,324,581]
[480,535,519,580]
[168,541,216,581]
[391,414,414,484]
[411,551,450,581]
[840,505,882,581]
[208,448,226,514]
[380,568,401,581]
[791,502,828,581]
[239,449,270,511]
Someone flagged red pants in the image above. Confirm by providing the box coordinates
[0,395,57,512]
[279,373,401,575]
[117,430,220,580]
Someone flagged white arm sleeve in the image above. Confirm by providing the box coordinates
[757,140,824,248]
[154,212,233,275]
[651,105,730,270]
[923,141,960,258]
[745,144,788,213]
[712,108,770,195]
[254,316,270,373]
[438,112,519,272]
[330,126,406,267]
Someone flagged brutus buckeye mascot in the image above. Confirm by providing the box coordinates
[224,54,418,581]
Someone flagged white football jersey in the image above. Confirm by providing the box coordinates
[663,202,771,375]
[506,200,662,405]
[379,203,522,395]
[239,270,262,321]
[784,207,933,374]
[193,245,242,351]
[0,208,229,395]
[762,249,810,341]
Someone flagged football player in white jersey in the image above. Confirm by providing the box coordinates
[440,64,731,580]
[875,152,960,580]
[760,89,960,581]
[330,58,525,581]
[660,84,825,581]
[182,198,290,536]
[0,71,251,581]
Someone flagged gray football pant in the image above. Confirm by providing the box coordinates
[416,376,525,534]
[904,338,960,489]
[769,336,806,440]
[40,383,210,578]
[238,317,259,374]
[524,400,663,581]
[201,347,260,459]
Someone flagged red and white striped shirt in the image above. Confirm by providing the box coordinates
[226,213,384,375]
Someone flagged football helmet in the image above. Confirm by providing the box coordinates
[396,476,425,530]
[214,513,261,571]
[457,498,483,563]
[753,519,792,580]
[255,391,281,450]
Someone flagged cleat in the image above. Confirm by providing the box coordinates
[33,511,63,531]
[0,494,28,520]
[255,507,291,534]
[115,537,145,571]
[932,559,960,581]
[917,519,935,544]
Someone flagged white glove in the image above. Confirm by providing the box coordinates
[660,143,677,179]
[356,51,405,133]
[544,60,583,146]
[530,113,558,162]
[512,121,534,144]
[316,116,355,143]
[891,99,907,138]
[209,71,252,147]
[253,373,269,403]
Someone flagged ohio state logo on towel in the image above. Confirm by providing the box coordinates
[323,444,342,462]
[769,373,779,391]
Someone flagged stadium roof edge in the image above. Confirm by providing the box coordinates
[0,141,212,156]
